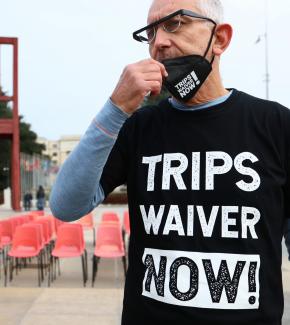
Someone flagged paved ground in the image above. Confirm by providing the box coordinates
[1,206,290,324]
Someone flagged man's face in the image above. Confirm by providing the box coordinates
[148,0,215,62]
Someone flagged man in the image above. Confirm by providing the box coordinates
[50,0,290,324]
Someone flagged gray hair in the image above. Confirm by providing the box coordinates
[195,0,224,24]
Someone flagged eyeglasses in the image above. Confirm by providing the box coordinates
[133,9,216,44]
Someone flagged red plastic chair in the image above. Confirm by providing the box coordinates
[7,225,44,286]
[101,212,120,223]
[21,222,48,281]
[76,212,96,245]
[51,224,88,287]
[92,223,126,287]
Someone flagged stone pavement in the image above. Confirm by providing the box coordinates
[1,206,290,324]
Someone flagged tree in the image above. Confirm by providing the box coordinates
[0,87,46,190]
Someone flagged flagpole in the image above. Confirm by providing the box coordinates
[265,0,270,100]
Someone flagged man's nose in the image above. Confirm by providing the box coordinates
[152,26,171,49]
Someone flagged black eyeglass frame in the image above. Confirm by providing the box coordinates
[133,9,217,43]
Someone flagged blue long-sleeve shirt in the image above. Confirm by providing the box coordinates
[49,91,232,221]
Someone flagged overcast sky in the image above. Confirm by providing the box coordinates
[0,0,289,140]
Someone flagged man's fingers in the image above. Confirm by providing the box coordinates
[145,80,162,95]
[138,59,168,78]
[154,61,168,78]
[143,72,163,83]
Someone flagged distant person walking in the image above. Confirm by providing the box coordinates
[36,185,45,211]
[23,192,33,211]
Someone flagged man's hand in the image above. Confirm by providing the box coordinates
[111,59,168,114]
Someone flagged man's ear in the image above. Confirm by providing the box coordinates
[212,23,233,56]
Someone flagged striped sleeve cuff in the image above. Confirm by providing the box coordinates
[93,98,131,138]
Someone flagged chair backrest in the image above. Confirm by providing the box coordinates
[54,224,84,251]
[0,220,13,240]
[77,213,94,228]
[60,223,85,249]
[11,226,40,251]
[96,223,124,251]
[54,217,66,233]
[39,217,54,239]
[33,219,51,244]
[44,215,57,236]
[22,223,45,248]
[9,216,22,226]
[20,215,32,223]
[24,213,35,221]
[101,212,120,223]
[31,210,45,216]
[9,217,21,234]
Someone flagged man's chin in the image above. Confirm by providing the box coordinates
[156,53,188,62]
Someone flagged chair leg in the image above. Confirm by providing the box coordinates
[15,257,19,275]
[43,248,48,276]
[1,248,7,281]
[92,256,100,287]
[81,255,86,287]
[55,257,57,279]
[57,257,61,276]
[52,256,60,280]
[92,256,96,287]
[0,249,4,280]
[53,256,57,280]
[84,250,88,282]
[37,255,41,287]
[93,228,96,246]
[9,256,14,282]
[122,256,127,278]
[3,247,9,285]
[122,229,125,246]
[40,251,44,282]
[48,254,53,287]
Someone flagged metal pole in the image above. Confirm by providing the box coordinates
[265,0,270,100]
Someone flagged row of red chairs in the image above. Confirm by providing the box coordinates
[0,211,60,286]
[0,210,131,287]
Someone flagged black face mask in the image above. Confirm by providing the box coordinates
[162,27,216,102]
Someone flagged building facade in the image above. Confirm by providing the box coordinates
[37,135,81,166]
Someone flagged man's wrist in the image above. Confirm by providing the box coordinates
[109,97,132,117]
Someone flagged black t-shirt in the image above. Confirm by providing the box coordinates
[100,89,290,325]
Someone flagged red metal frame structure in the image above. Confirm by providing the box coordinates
[0,37,21,210]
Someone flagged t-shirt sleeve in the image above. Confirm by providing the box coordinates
[100,118,130,197]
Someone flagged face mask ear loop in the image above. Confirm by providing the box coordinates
[203,24,217,62]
